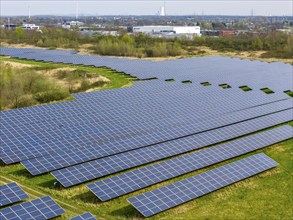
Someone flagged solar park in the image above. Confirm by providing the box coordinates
[0,47,292,219]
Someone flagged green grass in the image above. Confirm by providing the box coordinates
[1,122,292,219]
[0,56,138,92]
[261,88,275,94]
[200,82,211,86]
[284,90,293,97]
[0,56,138,111]
[239,85,252,92]
[219,83,232,89]
[182,80,192,84]
[165,79,175,82]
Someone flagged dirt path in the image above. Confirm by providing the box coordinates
[0,175,84,215]
[1,61,33,68]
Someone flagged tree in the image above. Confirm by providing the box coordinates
[13,27,24,43]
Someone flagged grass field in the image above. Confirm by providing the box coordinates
[0,57,138,110]
[0,57,292,219]
[0,56,137,90]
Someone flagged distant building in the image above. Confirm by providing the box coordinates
[219,30,235,36]
[62,21,84,29]
[276,29,293,34]
[22,24,40,30]
[201,30,219,36]
[4,24,17,30]
[133,26,201,35]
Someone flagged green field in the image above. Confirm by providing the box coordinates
[0,58,292,220]
[0,56,137,89]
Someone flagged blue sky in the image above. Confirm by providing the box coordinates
[1,0,292,16]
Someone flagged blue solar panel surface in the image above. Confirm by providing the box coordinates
[51,109,292,187]
[1,47,292,94]
[2,86,289,166]
[70,212,96,220]
[0,46,291,218]
[128,153,278,217]
[21,99,292,176]
[88,125,293,201]
[0,182,29,207]
[0,196,65,220]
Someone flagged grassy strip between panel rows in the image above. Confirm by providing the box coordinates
[1,121,292,219]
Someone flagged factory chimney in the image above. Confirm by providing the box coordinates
[160,0,166,16]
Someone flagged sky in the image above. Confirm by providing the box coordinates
[1,0,292,17]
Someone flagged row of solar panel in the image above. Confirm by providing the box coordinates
[128,153,278,217]
[1,85,281,135]
[50,109,292,187]
[1,47,291,93]
[20,101,292,176]
[87,125,292,201]
[1,96,291,163]
[0,182,95,219]
[1,47,290,81]
[2,96,286,159]
[2,92,286,155]
[0,182,63,219]
[0,81,288,125]
[2,88,270,136]
[2,88,290,157]
[0,59,288,162]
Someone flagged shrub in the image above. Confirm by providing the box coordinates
[34,88,70,103]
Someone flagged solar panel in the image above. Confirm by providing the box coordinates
[22,99,292,176]
[70,212,96,220]
[0,196,65,220]
[3,87,287,165]
[1,47,291,93]
[3,86,282,164]
[51,109,292,187]
[87,125,292,201]
[0,182,29,207]
[128,153,278,217]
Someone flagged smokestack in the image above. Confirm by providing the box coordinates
[160,6,165,16]
[160,0,166,16]
[28,5,31,20]
[75,1,79,19]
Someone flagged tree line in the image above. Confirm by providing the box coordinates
[1,27,292,58]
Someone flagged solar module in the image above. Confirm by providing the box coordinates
[0,196,65,220]
[70,212,96,220]
[22,99,292,176]
[52,109,292,187]
[128,153,278,217]
[0,182,29,207]
[4,87,287,165]
[87,125,293,201]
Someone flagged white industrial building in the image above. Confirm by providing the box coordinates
[22,24,40,30]
[133,26,201,35]
[62,21,84,29]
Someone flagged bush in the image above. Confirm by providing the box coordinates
[91,80,108,88]
[34,88,70,103]
[12,95,38,108]
[79,79,91,91]
[0,63,71,110]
